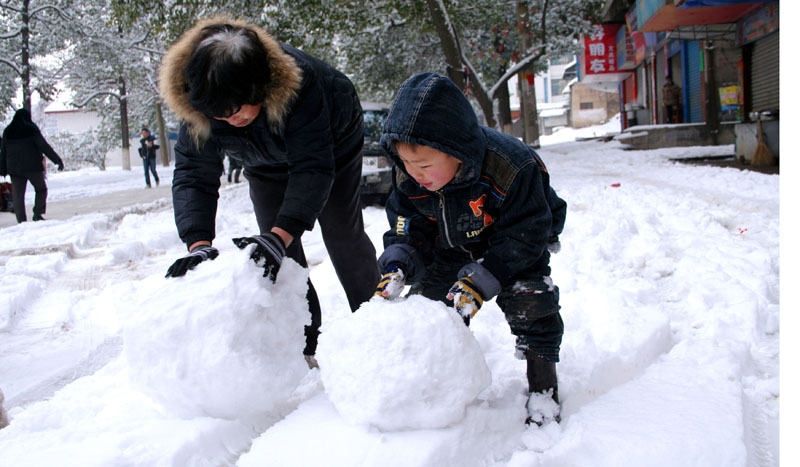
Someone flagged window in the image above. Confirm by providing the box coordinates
[551,78,570,98]
[580,102,594,110]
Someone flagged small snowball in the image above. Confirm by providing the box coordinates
[317,295,491,431]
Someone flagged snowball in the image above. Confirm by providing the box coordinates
[122,252,310,420]
[317,295,491,431]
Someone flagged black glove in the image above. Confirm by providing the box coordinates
[374,263,406,300]
[447,277,486,326]
[165,245,219,278]
[57,162,64,172]
[232,232,286,282]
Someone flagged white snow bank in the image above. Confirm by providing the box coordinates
[123,251,311,420]
[317,295,492,431]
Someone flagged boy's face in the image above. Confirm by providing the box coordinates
[396,142,461,192]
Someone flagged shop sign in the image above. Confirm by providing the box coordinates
[616,26,636,70]
[632,32,658,65]
[738,3,779,45]
[583,24,622,75]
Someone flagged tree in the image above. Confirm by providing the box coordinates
[0,0,74,112]
[424,0,601,142]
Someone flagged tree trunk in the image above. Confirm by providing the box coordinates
[118,77,131,171]
[424,0,496,128]
[21,0,31,110]
[424,0,465,90]
[516,0,540,146]
[496,78,513,134]
[155,101,170,166]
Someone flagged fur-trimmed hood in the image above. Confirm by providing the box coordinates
[158,16,302,143]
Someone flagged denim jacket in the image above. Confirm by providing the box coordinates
[379,73,566,293]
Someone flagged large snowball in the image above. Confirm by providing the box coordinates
[122,252,310,420]
[317,295,491,431]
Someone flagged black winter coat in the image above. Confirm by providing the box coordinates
[379,73,566,290]
[0,109,62,176]
[139,135,159,159]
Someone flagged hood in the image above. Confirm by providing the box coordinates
[3,108,40,139]
[380,73,486,185]
[158,15,302,145]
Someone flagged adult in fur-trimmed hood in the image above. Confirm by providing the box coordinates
[159,16,378,359]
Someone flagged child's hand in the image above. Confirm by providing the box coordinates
[374,263,406,300]
[447,277,485,325]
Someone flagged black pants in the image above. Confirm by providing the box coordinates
[246,153,379,355]
[11,171,48,223]
[410,249,563,362]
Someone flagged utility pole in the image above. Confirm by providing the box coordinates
[704,41,720,145]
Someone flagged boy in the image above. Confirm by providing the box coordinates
[374,73,567,425]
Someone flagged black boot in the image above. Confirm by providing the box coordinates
[525,352,560,425]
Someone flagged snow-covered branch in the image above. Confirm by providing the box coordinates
[29,4,74,22]
[0,27,22,40]
[0,57,21,75]
[73,91,124,108]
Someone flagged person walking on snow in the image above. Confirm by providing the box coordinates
[374,73,567,425]
[139,127,160,188]
[0,108,64,223]
[159,16,379,362]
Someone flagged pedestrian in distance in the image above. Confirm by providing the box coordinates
[0,108,64,223]
[663,76,682,124]
[139,127,160,188]
[374,73,567,425]
[159,16,379,362]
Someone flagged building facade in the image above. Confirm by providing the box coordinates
[581,0,779,160]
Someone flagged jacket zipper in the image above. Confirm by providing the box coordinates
[439,190,476,258]
[438,191,453,247]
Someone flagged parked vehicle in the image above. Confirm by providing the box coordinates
[360,102,392,206]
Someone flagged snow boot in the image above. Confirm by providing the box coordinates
[525,352,560,426]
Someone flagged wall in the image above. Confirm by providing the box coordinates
[571,82,620,128]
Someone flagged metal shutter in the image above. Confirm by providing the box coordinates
[751,32,779,112]
[686,41,703,123]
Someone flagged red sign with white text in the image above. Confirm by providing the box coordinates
[583,24,622,75]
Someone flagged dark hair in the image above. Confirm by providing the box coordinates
[184,24,271,118]
[141,127,150,133]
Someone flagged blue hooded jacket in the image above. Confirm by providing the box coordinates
[379,73,566,297]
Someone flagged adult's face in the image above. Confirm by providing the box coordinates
[214,104,261,127]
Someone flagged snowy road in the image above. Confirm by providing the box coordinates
[0,139,780,466]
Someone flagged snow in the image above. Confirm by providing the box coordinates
[317,295,492,431]
[0,118,783,466]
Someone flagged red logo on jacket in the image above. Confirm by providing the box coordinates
[469,194,493,227]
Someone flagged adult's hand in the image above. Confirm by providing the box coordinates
[232,232,286,282]
[165,245,219,278]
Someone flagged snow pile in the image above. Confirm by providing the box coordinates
[317,295,492,431]
[122,251,311,419]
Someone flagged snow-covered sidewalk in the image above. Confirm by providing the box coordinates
[0,139,780,466]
